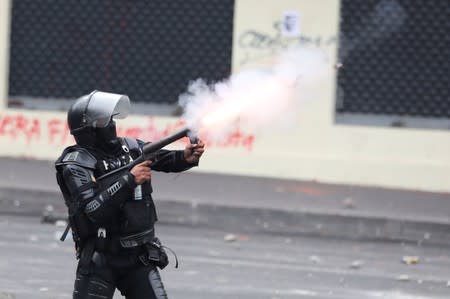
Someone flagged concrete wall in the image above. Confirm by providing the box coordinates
[0,0,449,192]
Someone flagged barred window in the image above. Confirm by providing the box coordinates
[337,0,449,124]
[8,0,234,113]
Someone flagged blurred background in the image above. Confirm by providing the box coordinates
[0,1,450,298]
[7,0,234,115]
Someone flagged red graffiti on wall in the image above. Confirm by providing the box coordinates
[47,118,71,144]
[0,114,255,151]
[0,114,41,143]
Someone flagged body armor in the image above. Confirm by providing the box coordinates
[56,135,193,256]
[56,91,195,298]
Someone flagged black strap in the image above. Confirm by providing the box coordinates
[162,245,179,268]
[60,223,71,242]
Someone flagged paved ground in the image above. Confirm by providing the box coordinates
[0,157,449,246]
[1,215,450,299]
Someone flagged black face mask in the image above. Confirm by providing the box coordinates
[73,127,96,149]
[95,120,120,154]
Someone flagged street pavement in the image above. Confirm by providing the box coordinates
[1,215,450,299]
[0,157,449,245]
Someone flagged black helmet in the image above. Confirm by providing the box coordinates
[68,90,130,153]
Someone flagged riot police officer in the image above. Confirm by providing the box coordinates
[55,90,205,299]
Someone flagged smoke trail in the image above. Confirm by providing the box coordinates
[179,47,331,141]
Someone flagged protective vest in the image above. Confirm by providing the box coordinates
[55,138,157,257]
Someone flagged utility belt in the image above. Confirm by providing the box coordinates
[78,227,176,274]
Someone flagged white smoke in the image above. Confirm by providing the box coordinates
[179,46,331,141]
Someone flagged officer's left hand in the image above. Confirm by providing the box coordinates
[184,139,205,164]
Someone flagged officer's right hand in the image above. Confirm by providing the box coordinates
[130,160,152,185]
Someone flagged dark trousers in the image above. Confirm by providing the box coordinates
[73,259,168,299]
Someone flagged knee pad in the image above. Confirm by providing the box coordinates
[73,274,115,299]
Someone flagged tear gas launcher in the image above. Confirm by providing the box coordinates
[96,127,198,182]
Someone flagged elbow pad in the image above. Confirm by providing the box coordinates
[62,164,96,202]
[62,163,136,223]
[84,172,136,222]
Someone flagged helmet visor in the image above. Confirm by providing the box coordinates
[84,91,131,128]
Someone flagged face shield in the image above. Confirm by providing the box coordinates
[84,90,131,128]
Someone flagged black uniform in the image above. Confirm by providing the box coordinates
[56,137,195,298]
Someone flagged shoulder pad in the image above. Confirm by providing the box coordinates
[56,148,97,169]
[121,137,142,152]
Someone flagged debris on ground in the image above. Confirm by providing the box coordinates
[45,205,54,213]
[349,260,364,269]
[237,234,250,241]
[29,234,39,242]
[224,234,237,242]
[402,256,419,265]
[223,233,249,242]
[309,255,321,264]
[342,197,355,209]
[396,275,410,282]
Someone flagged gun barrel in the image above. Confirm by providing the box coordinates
[96,127,193,182]
[142,127,190,156]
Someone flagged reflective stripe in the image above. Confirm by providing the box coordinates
[148,268,168,299]
[85,200,101,213]
[107,181,122,196]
